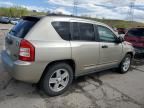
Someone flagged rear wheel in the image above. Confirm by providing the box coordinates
[41,63,73,96]
[118,54,132,74]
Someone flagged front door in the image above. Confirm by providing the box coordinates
[97,25,123,65]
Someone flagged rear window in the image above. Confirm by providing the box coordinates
[9,19,38,38]
[127,28,144,37]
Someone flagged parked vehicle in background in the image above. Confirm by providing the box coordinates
[117,28,126,35]
[124,27,144,54]
[117,28,127,39]
[10,18,20,25]
[1,15,135,96]
[0,17,10,24]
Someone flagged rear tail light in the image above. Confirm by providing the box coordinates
[19,39,35,61]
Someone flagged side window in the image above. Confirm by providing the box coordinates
[97,25,116,42]
[72,22,80,40]
[72,22,95,41]
[79,23,95,41]
[127,28,144,37]
[52,22,70,40]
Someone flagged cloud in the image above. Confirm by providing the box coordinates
[46,0,144,22]
[21,5,50,12]
[53,7,71,15]
[0,1,50,12]
[0,1,14,7]
[47,0,73,6]
[21,5,71,14]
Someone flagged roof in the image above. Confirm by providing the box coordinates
[21,14,108,27]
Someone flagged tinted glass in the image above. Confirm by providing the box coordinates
[72,22,80,40]
[52,22,70,40]
[9,19,37,38]
[72,22,95,41]
[98,26,116,42]
[117,28,126,34]
[79,23,95,41]
[127,28,144,37]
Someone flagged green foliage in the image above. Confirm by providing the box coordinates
[0,7,28,17]
[0,7,46,17]
[28,11,46,16]
[77,16,144,28]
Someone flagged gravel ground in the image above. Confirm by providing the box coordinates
[0,24,12,37]
[0,24,144,108]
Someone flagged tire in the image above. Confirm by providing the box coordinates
[118,54,132,74]
[41,63,73,96]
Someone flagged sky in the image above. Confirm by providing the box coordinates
[0,0,144,22]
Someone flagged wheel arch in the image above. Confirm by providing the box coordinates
[126,52,134,58]
[39,59,76,83]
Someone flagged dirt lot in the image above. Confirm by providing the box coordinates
[0,24,144,108]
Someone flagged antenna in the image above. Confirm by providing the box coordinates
[73,0,78,16]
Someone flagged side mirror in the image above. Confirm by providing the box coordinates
[116,36,124,43]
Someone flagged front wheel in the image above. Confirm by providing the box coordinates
[41,63,73,96]
[118,54,132,74]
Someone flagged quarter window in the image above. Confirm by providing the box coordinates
[52,22,70,40]
[97,26,116,42]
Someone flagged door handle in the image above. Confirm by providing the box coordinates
[102,45,108,48]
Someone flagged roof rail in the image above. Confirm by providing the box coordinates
[47,14,73,17]
[46,14,85,18]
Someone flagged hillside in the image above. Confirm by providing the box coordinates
[95,19,144,28]
[66,16,144,28]
[0,7,46,17]
[0,7,144,28]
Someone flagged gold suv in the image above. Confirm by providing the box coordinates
[1,16,135,96]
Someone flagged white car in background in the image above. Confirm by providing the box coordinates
[10,18,20,25]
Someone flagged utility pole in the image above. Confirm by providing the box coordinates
[127,0,136,23]
[73,0,78,16]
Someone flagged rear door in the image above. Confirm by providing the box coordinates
[5,17,39,61]
[70,21,100,74]
[97,25,123,65]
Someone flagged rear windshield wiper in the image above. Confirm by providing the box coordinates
[9,29,16,34]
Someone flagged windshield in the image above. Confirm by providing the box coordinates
[127,28,144,37]
[9,19,38,38]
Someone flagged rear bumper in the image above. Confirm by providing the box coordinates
[1,50,46,83]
